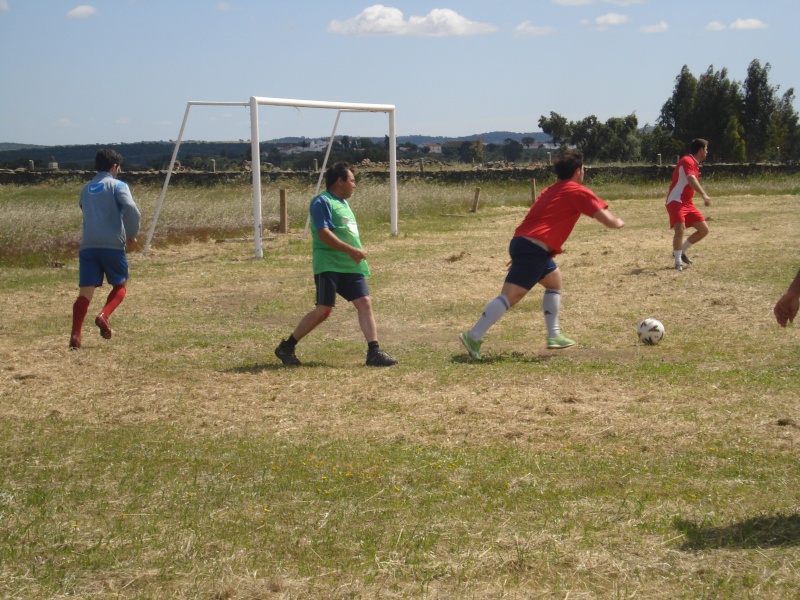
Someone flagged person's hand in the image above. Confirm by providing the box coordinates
[702,193,711,206]
[348,247,367,264]
[126,237,137,247]
[774,291,799,327]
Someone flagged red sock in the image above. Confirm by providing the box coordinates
[102,285,127,317]
[72,296,90,334]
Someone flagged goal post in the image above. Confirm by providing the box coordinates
[143,96,398,258]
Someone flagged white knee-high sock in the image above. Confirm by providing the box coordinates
[469,295,510,340]
[543,289,561,338]
[682,240,693,253]
[673,250,683,266]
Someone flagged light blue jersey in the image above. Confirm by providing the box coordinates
[79,172,140,250]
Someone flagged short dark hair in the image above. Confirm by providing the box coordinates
[95,149,123,172]
[325,162,353,189]
[690,138,708,154]
[553,149,583,180]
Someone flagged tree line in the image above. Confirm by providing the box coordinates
[538,59,799,163]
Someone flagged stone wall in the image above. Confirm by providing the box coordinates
[1,163,797,186]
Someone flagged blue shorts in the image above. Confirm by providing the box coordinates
[78,248,129,287]
[505,237,557,290]
[314,272,370,307]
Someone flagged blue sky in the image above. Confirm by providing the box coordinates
[0,0,796,146]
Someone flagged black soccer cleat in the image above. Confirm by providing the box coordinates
[274,339,301,366]
[366,348,398,367]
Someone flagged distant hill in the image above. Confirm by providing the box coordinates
[405,132,551,145]
[0,132,553,169]
[0,143,47,152]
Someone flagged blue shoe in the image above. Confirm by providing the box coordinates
[459,332,483,360]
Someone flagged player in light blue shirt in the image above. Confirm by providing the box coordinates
[69,149,140,349]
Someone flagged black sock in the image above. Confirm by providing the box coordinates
[286,335,298,348]
[368,341,379,352]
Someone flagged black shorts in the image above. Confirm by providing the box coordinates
[505,237,557,290]
[314,272,370,307]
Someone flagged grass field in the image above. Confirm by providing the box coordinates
[1,175,799,598]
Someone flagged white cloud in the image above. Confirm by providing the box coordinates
[514,20,556,37]
[67,5,97,19]
[604,0,646,5]
[552,0,594,5]
[596,12,630,26]
[705,18,768,32]
[116,117,131,125]
[55,118,78,128]
[0,1,9,13]
[639,20,667,33]
[327,5,498,37]
[216,3,233,11]
[730,18,767,30]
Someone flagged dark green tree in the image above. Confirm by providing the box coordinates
[722,115,747,163]
[502,138,524,162]
[658,65,698,144]
[470,139,486,164]
[569,115,603,161]
[693,66,743,161]
[640,124,685,164]
[597,114,640,161]
[538,112,570,147]
[742,59,777,161]
[769,88,800,161]
[457,141,473,163]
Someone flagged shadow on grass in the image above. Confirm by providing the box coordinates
[450,351,555,365]
[674,513,800,550]
[225,361,329,374]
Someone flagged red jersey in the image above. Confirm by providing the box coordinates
[513,180,608,254]
[666,154,699,205]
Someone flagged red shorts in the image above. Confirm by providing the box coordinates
[666,201,705,229]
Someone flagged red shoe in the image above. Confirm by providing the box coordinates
[69,332,81,349]
[95,313,112,339]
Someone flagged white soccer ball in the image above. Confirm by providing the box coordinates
[637,318,665,345]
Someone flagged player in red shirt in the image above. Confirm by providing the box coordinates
[665,138,712,271]
[459,149,625,360]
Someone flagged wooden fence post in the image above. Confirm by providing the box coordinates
[470,187,481,212]
[531,178,537,204]
[279,189,288,233]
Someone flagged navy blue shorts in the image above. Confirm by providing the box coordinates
[505,237,557,290]
[78,248,129,287]
[314,272,370,307]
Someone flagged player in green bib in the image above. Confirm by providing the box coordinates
[275,162,397,367]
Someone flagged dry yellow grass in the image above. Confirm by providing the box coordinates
[0,180,798,598]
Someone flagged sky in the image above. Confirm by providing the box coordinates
[0,0,797,146]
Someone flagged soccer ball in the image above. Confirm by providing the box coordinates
[637,318,665,345]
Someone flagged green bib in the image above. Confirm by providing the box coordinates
[311,191,370,276]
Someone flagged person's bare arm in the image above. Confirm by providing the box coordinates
[593,208,625,229]
[688,175,711,206]
[774,269,800,327]
[317,227,367,263]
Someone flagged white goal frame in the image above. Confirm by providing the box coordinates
[142,96,398,258]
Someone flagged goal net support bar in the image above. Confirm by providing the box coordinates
[143,97,398,258]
